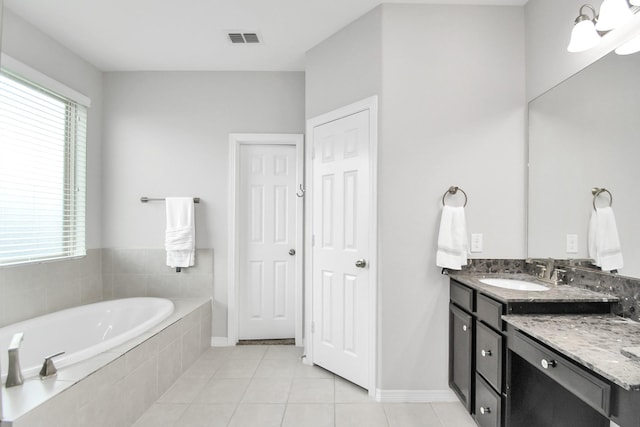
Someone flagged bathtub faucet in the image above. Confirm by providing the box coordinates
[39,351,65,379]
[6,332,24,388]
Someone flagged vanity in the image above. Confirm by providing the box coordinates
[448,272,640,427]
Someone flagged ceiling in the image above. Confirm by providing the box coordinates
[3,0,528,72]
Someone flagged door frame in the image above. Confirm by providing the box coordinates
[228,133,305,346]
[304,96,378,396]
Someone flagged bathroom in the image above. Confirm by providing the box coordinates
[0,0,639,425]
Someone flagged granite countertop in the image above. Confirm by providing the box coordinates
[450,272,618,304]
[503,313,640,391]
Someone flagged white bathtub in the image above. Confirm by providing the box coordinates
[0,297,174,381]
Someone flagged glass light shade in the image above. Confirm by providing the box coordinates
[568,19,602,52]
[596,0,633,31]
[615,34,640,54]
[631,0,640,5]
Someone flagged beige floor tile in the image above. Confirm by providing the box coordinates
[175,403,237,427]
[200,346,234,360]
[384,403,443,427]
[242,378,293,403]
[158,376,210,403]
[336,403,389,427]
[254,358,298,378]
[181,357,225,378]
[288,378,335,403]
[334,377,374,403]
[195,378,250,403]
[264,345,305,360]
[432,402,476,427]
[131,403,188,427]
[282,403,335,427]
[294,363,335,379]
[213,358,261,378]
[231,345,269,359]
[227,403,286,427]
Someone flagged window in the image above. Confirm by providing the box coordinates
[0,66,87,266]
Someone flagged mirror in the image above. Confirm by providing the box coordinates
[528,51,640,278]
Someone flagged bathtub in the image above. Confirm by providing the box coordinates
[0,297,174,381]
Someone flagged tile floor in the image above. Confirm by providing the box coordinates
[133,345,477,427]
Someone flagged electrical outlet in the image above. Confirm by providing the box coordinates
[566,234,578,254]
[471,233,483,253]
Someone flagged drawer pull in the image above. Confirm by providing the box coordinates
[481,349,492,357]
[541,358,557,369]
[479,406,491,415]
[462,325,468,332]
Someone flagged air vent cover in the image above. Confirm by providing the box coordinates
[228,32,261,44]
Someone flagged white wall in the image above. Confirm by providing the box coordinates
[1,9,103,248]
[102,71,305,337]
[305,4,526,394]
[526,0,640,100]
[305,6,382,119]
[379,3,526,392]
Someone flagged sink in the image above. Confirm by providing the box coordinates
[479,278,549,292]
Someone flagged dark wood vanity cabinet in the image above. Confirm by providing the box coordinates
[449,280,506,427]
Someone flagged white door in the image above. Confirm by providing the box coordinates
[312,109,371,388]
[238,144,297,339]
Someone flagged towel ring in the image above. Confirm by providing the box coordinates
[591,187,612,211]
[442,186,468,207]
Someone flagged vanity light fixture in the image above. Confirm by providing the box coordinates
[568,1,640,54]
[568,5,602,52]
[596,0,633,31]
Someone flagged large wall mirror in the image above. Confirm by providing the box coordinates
[528,51,640,278]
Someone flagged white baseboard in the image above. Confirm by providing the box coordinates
[212,336,232,347]
[375,389,458,403]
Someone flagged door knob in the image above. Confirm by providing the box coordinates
[289,249,296,256]
[355,259,367,268]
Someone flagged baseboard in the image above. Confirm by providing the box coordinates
[375,389,458,403]
[212,336,231,347]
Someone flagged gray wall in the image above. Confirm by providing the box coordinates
[305,4,526,393]
[102,71,306,337]
[305,6,382,119]
[0,9,104,326]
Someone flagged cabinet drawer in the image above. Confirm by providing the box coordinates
[510,330,611,417]
[477,294,503,331]
[475,374,502,427]
[451,280,474,312]
[476,321,503,393]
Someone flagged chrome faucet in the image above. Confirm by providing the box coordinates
[6,332,24,388]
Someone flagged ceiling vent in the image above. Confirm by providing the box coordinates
[228,32,261,44]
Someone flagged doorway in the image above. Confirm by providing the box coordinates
[228,134,304,346]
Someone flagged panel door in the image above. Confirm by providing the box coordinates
[311,109,371,388]
[238,144,297,339]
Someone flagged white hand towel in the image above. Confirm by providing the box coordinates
[593,206,623,272]
[165,197,195,268]
[588,210,598,265]
[436,205,469,270]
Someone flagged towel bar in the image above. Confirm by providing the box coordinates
[442,186,468,207]
[591,188,612,211]
[140,197,200,203]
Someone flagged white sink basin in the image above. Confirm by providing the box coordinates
[479,278,549,292]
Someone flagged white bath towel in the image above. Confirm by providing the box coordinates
[436,205,469,270]
[588,206,623,272]
[165,197,195,268]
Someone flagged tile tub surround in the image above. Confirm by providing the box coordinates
[503,314,640,391]
[0,297,212,427]
[102,248,213,300]
[0,249,103,328]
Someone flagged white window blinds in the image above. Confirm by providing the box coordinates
[0,68,87,266]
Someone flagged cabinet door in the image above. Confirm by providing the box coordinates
[450,303,474,412]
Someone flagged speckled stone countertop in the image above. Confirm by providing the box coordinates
[504,314,640,391]
[450,273,618,304]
